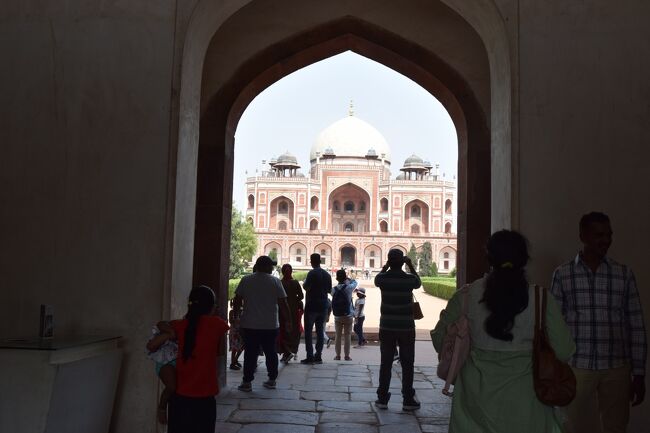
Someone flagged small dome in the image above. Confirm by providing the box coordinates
[402,154,425,169]
[396,173,406,180]
[366,148,377,157]
[423,160,433,169]
[322,147,335,156]
[276,151,300,167]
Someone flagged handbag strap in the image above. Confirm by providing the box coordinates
[534,285,548,337]
[460,284,470,315]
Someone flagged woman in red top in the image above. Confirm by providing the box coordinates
[167,285,229,433]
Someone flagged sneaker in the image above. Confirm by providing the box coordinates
[402,395,421,411]
[374,392,391,409]
[334,355,341,360]
[229,363,241,370]
[300,357,315,364]
[326,338,332,348]
[344,356,352,361]
[313,355,323,364]
[263,379,276,389]
[237,381,252,392]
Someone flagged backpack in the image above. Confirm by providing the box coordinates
[435,284,471,396]
[331,284,351,317]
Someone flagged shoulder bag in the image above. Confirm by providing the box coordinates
[533,285,576,406]
[412,294,424,320]
[435,284,470,396]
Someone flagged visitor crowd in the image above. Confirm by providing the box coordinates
[145,211,645,433]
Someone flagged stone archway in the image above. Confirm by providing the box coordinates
[173,1,512,325]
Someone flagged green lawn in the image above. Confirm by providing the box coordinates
[420,276,457,300]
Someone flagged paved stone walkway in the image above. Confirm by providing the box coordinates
[216,358,451,433]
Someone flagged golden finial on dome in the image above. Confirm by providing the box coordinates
[348,100,354,116]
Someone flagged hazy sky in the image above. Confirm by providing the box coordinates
[233,51,458,212]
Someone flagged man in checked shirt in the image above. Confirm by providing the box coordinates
[551,211,647,433]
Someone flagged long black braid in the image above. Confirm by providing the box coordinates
[481,230,530,342]
[183,285,216,361]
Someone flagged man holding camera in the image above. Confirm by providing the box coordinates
[374,249,422,411]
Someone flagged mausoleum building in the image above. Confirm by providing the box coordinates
[245,110,457,272]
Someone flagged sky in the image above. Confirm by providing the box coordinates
[233,51,458,212]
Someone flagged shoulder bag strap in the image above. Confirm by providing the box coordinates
[461,284,470,315]
[534,285,541,338]
[541,285,548,335]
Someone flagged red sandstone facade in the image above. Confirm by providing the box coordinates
[245,113,457,273]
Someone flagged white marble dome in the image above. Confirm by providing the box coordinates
[310,115,391,162]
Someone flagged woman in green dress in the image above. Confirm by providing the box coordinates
[431,230,575,433]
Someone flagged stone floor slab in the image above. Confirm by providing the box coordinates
[374,410,421,426]
[319,411,378,424]
[216,404,238,421]
[214,422,242,433]
[420,425,448,433]
[350,392,378,402]
[380,424,422,433]
[317,401,373,412]
[307,378,336,386]
[231,388,301,400]
[317,423,379,433]
[240,398,316,411]
[334,377,372,386]
[292,384,348,393]
[301,391,349,401]
[238,423,315,433]
[230,410,319,426]
[412,404,451,418]
[308,369,338,378]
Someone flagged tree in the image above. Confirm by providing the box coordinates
[430,261,439,277]
[418,242,437,277]
[268,248,278,263]
[407,244,418,269]
[450,267,457,278]
[229,206,257,278]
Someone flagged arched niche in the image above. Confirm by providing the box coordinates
[328,182,371,233]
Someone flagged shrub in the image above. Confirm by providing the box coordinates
[228,278,240,299]
[292,270,309,282]
[420,277,457,300]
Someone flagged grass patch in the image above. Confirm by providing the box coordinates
[420,277,457,300]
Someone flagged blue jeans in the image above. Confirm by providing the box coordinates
[304,309,327,358]
[241,328,278,383]
[354,316,366,343]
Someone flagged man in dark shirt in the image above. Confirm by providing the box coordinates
[374,249,422,411]
[301,253,332,364]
